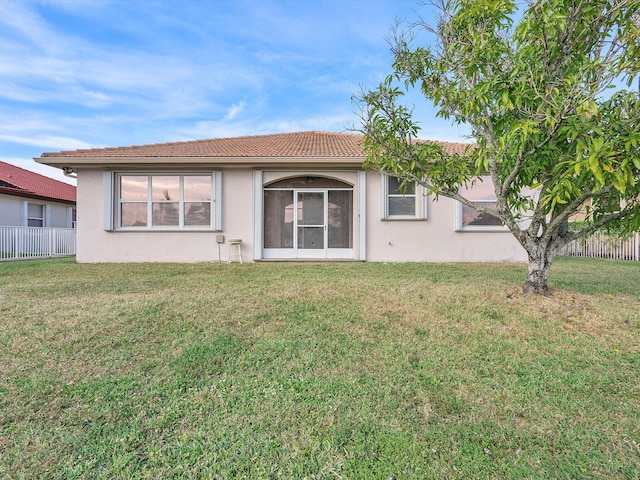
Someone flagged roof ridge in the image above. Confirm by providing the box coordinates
[43,131,365,156]
[39,131,471,160]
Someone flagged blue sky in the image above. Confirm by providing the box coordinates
[0,0,470,184]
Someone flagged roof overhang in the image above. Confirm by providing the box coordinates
[0,186,75,204]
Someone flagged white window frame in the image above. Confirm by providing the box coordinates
[67,207,77,228]
[112,172,221,231]
[455,176,508,232]
[25,202,47,227]
[381,173,427,220]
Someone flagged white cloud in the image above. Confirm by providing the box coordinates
[0,2,265,120]
[78,89,113,108]
[179,110,356,141]
[265,113,357,134]
[0,2,69,56]
[0,134,96,152]
[0,0,462,166]
[223,101,247,121]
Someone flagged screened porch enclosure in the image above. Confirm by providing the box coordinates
[263,177,353,259]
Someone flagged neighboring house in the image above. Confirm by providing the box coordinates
[36,131,527,263]
[0,161,76,228]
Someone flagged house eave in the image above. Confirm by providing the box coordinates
[0,187,76,205]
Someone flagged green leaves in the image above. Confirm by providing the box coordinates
[355,0,640,291]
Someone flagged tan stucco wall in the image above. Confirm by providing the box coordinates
[75,168,527,263]
[364,172,527,263]
[76,169,255,263]
[219,169,255,260]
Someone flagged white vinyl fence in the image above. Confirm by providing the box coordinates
[560,231,639,261]
[0,226,76,261]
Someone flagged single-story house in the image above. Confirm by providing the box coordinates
[35,131,527,263]
[0,161,76,228]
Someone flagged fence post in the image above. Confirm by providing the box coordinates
[635,232,639,262]
[14,227,20,259]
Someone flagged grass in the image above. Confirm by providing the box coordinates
[0,256,638,479]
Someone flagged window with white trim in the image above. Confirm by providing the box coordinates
[382,174,426,219]
[456,176,506,231]
[27,203,45,227]
[68,207,77,228]
[116,174,215,229]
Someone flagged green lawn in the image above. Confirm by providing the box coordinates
[1,257,638,479]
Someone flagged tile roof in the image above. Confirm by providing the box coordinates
[40,131,470,159]
[0,161,76,203]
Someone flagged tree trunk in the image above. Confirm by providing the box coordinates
[524,251,553,296]
[520,218,570,296]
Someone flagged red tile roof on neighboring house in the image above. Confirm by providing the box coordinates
[0,161,76,203]
[40,131,471,159]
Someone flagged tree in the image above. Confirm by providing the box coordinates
[356,0,640,295]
